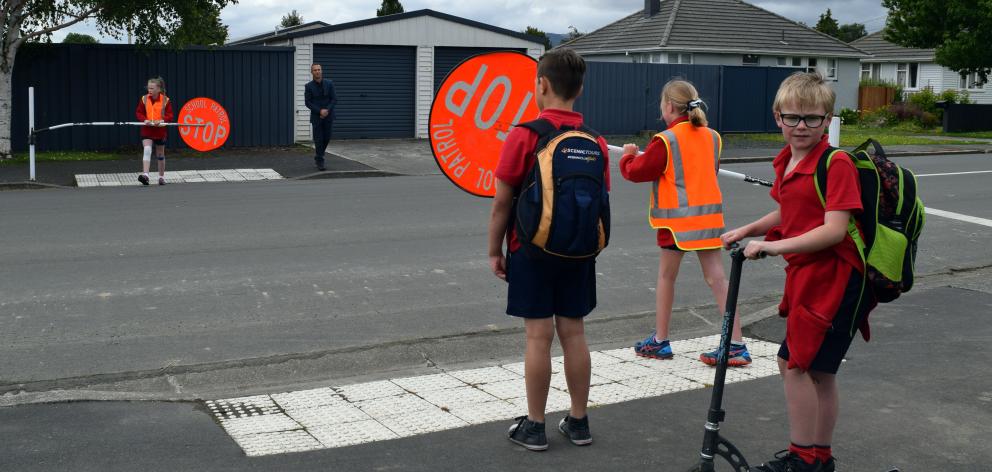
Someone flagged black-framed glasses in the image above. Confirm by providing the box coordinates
[779,114,827,128]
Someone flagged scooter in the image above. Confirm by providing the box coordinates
[686,247,901,472]
[686,246,752,472]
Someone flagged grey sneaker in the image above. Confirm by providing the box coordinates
[507,416,547,451]
[558,415,592,446]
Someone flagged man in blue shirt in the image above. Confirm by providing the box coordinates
[304,63,337,171]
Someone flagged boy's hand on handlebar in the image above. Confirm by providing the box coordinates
[622,143,639,155]
[720,228,746,249]
[744,240,777,259]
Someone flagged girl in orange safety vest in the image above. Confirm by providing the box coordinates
[135,77,173,185]
[620,79,751,366]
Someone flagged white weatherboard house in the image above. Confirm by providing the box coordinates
[229,10,545,141]
[852,30,991,104]
[560,0,868,110]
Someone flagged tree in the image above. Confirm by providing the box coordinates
[884,0,991,84]
[62,32,98,44]
[814,9,840,39]
[376,0,404,17]
[522,26,551,51]
[563,25,584,43]
[280,9,303,28]
[837,23,867,43]
[0,0,235,158]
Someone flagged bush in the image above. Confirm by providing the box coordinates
[919,111,940,128]
[887,102,925,122]
[938,88,972,105]
[861,107,897,128]
[908,87,939,115]
[838,108,860,125]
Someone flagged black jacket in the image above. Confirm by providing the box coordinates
[304,79,337,123]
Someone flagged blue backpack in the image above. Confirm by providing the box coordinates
[514,119,610,261]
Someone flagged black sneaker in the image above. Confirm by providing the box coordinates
[820,457,835,472]
[138,174,149,185]
[558,415,592,446]
[754,450,822,472]
[158,177,166,186]
[507,415,547,451]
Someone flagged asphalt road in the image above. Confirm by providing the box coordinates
[0,153,989,400]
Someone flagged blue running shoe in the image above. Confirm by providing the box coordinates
[634,332,673,359]
[699,343,752,367]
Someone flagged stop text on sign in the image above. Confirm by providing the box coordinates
[429,52,539,198]
[179,97,231,152]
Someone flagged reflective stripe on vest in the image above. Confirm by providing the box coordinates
[142,94,169,122]
[649,122,724,250]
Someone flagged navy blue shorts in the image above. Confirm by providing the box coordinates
[505,248,597,319]
[778,268,874,374]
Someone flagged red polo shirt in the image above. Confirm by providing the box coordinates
[495,109,611,252]
[767,136,872,369]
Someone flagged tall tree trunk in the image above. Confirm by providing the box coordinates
[0,66,13,159]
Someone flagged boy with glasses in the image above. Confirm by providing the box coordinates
[721,72,876,472]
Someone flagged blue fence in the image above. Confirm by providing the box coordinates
[575,62,796,135]
[11,43,296,152]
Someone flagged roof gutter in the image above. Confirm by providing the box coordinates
[575,46,869,59]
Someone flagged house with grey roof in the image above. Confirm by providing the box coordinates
[852,30,990,104]
[561,0,869,110]
[228,10,544,141]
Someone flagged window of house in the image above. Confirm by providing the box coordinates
[861,62,872,80]
[806,57,818,73]
[743,54,760,66]
[665,53,692,64]
[960,71,986,90]
[909,63,918,88]
[792,57,803,67]
[896,63,908,87]
[827,59,838,79]
[777,56,787,66]
[871,63,881,80]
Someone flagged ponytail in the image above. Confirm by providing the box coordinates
[661,79,708,127]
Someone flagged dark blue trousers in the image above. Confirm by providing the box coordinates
[312,118,334,165]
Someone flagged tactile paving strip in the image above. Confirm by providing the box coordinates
[209,335,783,456]
[75,168,283,187]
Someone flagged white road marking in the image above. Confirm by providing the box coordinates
[208,334,781,457]
[926,207,992,228]
[75,168,283,187]
[916,170,992,177]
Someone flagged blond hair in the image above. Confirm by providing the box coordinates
[772,71,834,114]
[661,79,707,127]
[147,77,166,95]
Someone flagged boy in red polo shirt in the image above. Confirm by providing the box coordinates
[487,48,610,452]
[721,72,875,472]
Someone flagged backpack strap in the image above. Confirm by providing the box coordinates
[517,119,557,139]
[813,145,869,266]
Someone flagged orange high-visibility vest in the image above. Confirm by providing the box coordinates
[141,94,169,121]
[649,121,724,250]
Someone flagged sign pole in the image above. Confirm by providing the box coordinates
[28,87,35,181]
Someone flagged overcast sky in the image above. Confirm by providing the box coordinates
[51,0,889,43]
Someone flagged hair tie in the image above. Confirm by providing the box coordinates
[687,99,704,111]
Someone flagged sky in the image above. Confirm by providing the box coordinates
[50,0,890,44]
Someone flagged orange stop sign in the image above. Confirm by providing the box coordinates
[430,51,540,198]
[179,97,231,151]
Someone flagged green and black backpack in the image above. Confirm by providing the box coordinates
[815,139,925,303]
